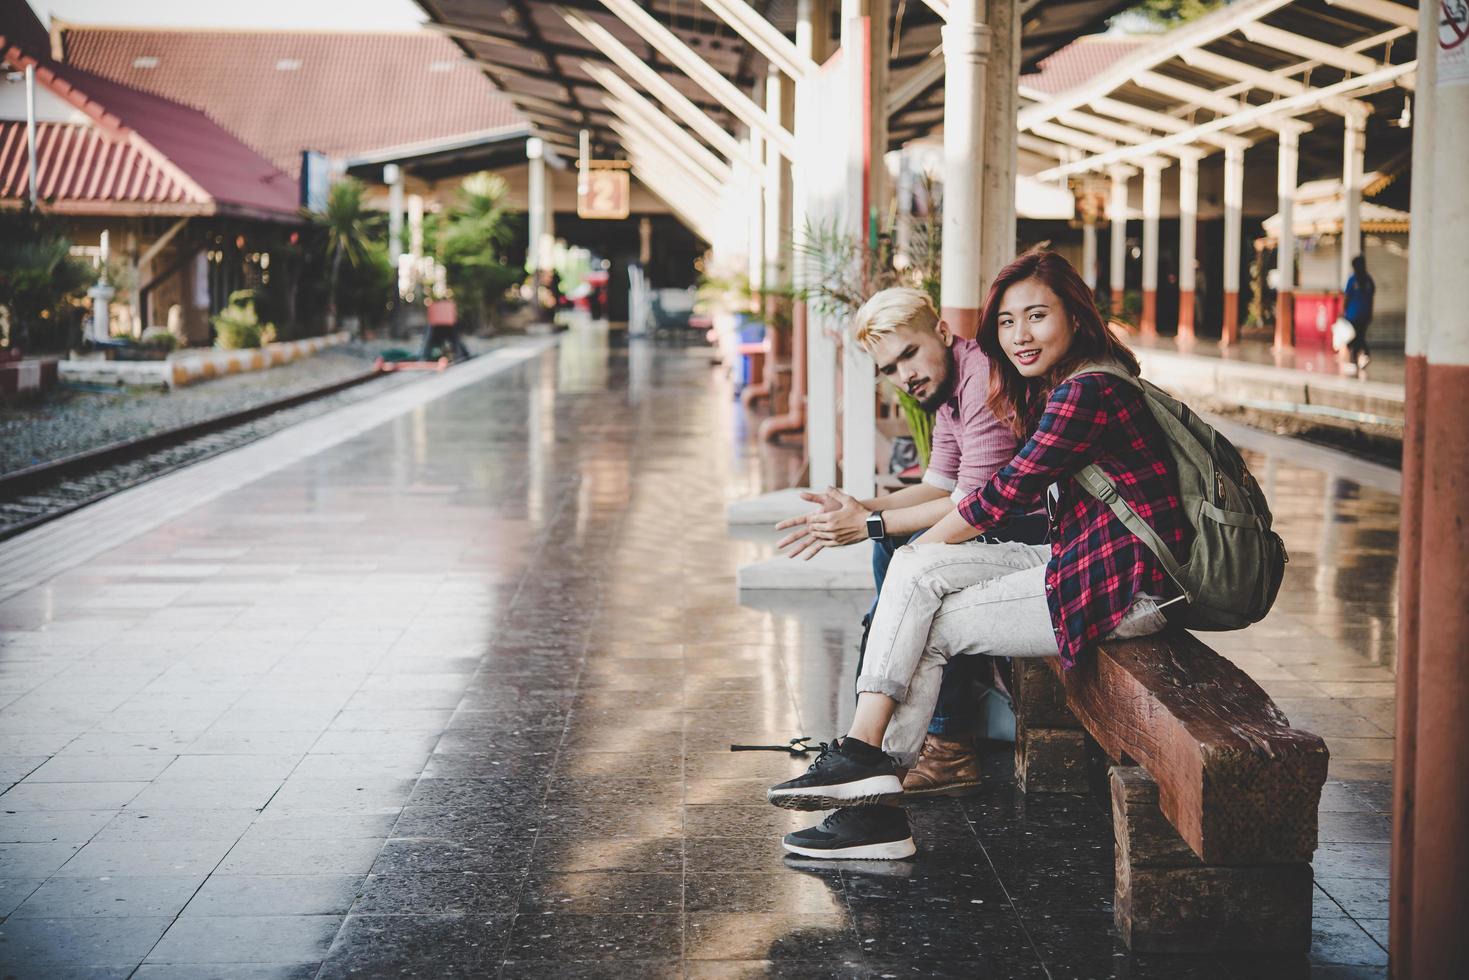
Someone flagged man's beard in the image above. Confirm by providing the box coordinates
[915,350,959,412]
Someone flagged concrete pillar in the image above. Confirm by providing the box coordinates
[1140,162,1162,339]
[979,0,1019,294]
[1082,209,1098,293]
[1221,144,1244,346]
[840,0,885,500]
[1274,129,1299,350]
[1177,154,1199,343]
[527,137,546,281]
[1398,2,1469,973]
[764,66,792,290]
[747,131,765,293]
[1391,15,1436,963]
[796,0,837,484]
[1341,112,1366,286]
[1109,166,1129,317]
[385,164,404,264]
[940,0,990,339]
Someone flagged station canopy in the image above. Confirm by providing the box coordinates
[1015,0,1419,186]
[413,0,1140,162]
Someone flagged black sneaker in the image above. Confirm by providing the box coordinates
[782,805,917,860]
[766,739,902,811]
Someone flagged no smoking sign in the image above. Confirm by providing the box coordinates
[1444,0,1469,87]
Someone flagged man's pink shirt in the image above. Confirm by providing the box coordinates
[922,337,1019,500]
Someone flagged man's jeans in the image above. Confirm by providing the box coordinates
[856,514,1049,738]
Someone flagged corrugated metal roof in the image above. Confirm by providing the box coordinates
[1022,37,1150,96]
[57,28,524,178]
[0,120,195,208]
[0,42,303,219]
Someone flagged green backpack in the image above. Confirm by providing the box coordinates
[1066,363,1288,631]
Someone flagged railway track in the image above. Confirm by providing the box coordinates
[0,365,424,541]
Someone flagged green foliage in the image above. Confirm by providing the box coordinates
[139,326,179,352]
[1129,0,1226,28]
[310,177,385,328]
[211,290,276,349]
[897,390,935,468]
[437,172,521,327]
[0,209,92,348]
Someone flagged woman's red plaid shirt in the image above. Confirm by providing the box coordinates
[957,370,1188,668]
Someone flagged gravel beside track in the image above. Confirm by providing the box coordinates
[1,337,509,475]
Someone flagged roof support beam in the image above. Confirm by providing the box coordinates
[1324,0,1417,28]
[614,123,726,202]
[1018,0,1298,129]
[558,8,758,170]
[581,60,738,183]
[1176,48,1369,117]
[920,0,950,17]
[594,0,798,159]
[629,163,717,240]
[1132,70,1311,134]
[1037,60,1415,180]
[1087,97,1249,151]
[886,49,945,117]
[696,0,818,81]
[605,97,731,191]
[1031,121,1120,156]
[1236,22,1381,76]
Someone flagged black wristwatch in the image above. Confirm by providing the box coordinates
[865,511,887,541]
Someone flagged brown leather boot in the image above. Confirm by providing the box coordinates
[901,733,982,797]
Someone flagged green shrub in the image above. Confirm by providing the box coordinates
[139,327,179,352]
[211,292,277,350]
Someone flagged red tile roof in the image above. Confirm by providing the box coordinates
[56,27,524,178]
[0,38,301,219]
[1022,36,1148,96]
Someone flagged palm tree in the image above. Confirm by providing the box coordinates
[438,173,519,329]
[313,178,378,332]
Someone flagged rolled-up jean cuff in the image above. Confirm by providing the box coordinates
[855,675,908,701]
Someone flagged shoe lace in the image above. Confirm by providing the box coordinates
[806,741,837,772]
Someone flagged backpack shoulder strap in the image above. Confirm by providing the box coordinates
[1063,361,1141,389]
[1074,463,1192,603]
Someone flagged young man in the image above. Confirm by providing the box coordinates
[776,287,1046,797]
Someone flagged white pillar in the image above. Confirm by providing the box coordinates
[764,66,790,288]
[1222,144,1243,345]
[526,137,549,318]
[1109,166,1130,312]
[385,164,404,264]
[979,0,1019,293]
[1140,162,1162,338]
[747,131,765,292]
[1082,209,1098,292]
[797,0,838,489]
[1275,129,1299,349]
[1341,111,1366,286]
[1177,154,1199,342]
[940,0,990,340]
[840,0,885,500]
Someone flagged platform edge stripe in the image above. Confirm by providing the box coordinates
[0,338,558,595]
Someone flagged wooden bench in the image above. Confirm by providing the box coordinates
[1010,630,1329,954]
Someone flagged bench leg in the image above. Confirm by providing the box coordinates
[1012,658,1089,793]
[1111,766,1313,953]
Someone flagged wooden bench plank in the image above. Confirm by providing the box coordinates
[1049,630,1329,865]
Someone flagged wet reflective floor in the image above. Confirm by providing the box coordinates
[0,325,1395,977]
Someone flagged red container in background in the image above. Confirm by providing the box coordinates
[1293,292,1342,353]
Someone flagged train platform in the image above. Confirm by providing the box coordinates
[0,323,1396,976]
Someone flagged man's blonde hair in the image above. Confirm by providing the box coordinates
[852,287,939,353]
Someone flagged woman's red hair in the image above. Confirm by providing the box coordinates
[977,250,1140,439]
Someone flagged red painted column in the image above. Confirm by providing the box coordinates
[1273,291,1294,350]
[1176,292,1195,344]
[1398,2,1469,969]
[1220,292,1240,346]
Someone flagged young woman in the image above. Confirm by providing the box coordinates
[768,251,1189,860]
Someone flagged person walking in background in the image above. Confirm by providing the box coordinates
[1343,254,1376,373]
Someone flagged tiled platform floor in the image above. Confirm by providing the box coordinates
[0,326,1395,977]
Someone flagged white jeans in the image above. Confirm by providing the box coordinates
[855,541,1168,765]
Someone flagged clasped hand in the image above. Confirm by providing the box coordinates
[774,487,869,560]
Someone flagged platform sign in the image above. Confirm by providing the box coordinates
[577,167,630,220]
[1442,0,1469,87]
